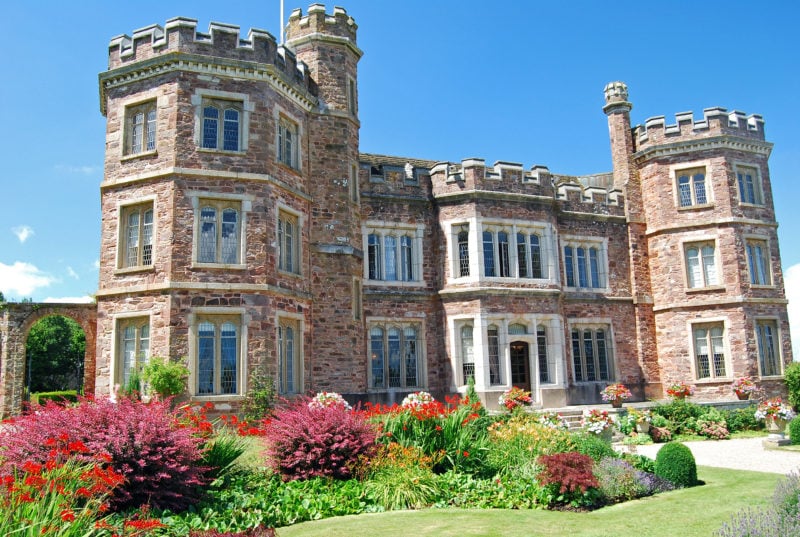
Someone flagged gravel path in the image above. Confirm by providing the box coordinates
[632,437,800,475]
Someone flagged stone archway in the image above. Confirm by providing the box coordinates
[0,303,97,419]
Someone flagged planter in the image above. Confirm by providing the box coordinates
[635,421,651,434]
[765,416,788,438]
[735,391,750,401]
[599,428,613,443]
[610,399,623,409]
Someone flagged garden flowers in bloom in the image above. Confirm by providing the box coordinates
[600,383,632,403]
[536,411,570,430]
[731,376,758,395]
[580,408,614,434]
[309,391,352,410]
[401,391,435,408]
[499,386,533,411]
[666,382,695,398]
[754,397,796,421]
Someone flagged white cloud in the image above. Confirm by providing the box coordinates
[12,225,34,243]
[93,259,100,270]
[66,266,79,280]
[42,295,95,304]
[0,262,57,297]
[54,164,100,175]
[785,263,800,361]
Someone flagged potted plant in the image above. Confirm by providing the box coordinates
[627,407,653,434]
[499,386,533,412]
[580,408,615,442]
[309,391,351,410]
[666,382,695,400]
[755,397,796,438]
[731,376,758,400]
[401,391,435,408]
[536,410,570,430]
[601,383,632,408]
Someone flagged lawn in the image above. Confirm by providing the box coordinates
[277,466,781,537]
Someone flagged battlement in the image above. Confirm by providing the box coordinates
[635,107,766,147]
[286,4,358,45]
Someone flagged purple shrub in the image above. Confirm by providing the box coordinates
[264,397,378,481]
[633,469,675,496]
[716,507,800,536]
[595,457,674,502]
[0,397,209,512]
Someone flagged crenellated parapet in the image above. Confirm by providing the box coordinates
[635,107,767,149]
[286,4,358,49]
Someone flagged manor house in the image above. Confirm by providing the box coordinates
[92,4,791,411]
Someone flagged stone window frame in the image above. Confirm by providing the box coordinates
[744,234,773,288]
[111,312,152,394]
[448,221,474,280]
[350,162,360,203]
[567,319,616,384]
[115,196,157,274]
[187,307,248,399]
[362,221,425,287]
[454,318,475,386]
[274,106,303,171]
[123,100,157,157]
[119,90,162,160]
[187,191,252,270]
[277,204,303,276]
[192,89,252,153]
[670,159,713,210]
[754,317,783,378]
[681,236,721,291]
[347,75,357,117]
[367,317,426,392]
[479,219,555,282]
[277,312,304,395]
[688,317,730,381]
[733,161,765,206]
[560,235,609,292]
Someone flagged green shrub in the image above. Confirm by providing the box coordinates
[485,415,575,479]
[241,370,277,422]
[622,453,656,473]
[536,452,602,509]
[435,472,537,509]
[571,432,617,462]
[202,430,248,481]
[142,356,189,398]
[365,465,441,510]
[785,362,800,410]
[34,390,78,405]
[654,442,698,487]
[652,399,704,434]
[723,405,762,432]
[790,417,800,445]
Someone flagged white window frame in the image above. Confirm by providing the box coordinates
[683,239,720,289]
[277,313,304,395]
[188,192,251,269]
[479,220,553,281]
[112,313,151,392]
[119,91,162,159]
[755,318,782,377]
[689,319,729,380]
[568,320,615,383]
[188,307,247,398]
[734,163,764,206]
[363,222,425,286]
[117,199,156,271]
[277,206,302,275]
[671,161,713,209]
[561,236,609,291]
[368,318,425,390]
[123,100,157,156]
[192,90,251,153]
[745,236,772,287]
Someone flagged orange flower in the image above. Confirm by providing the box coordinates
[60,509,76,522]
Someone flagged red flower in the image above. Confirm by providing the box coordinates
[21,461,43,475]
[60,509,76,522]
[463,451,469,457]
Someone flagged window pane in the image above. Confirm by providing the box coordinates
[220,322,237,394]
[145,109,156,151]
[461,325,474,382]
[370,327,384,388]
[517,233,529,278]
[596,329,609,381]
[530,234,542,278]
[686,247,701,288]
[142,209,153,266]
[198,322,215,394]
[537,326,549,383]
[199,207,217,263]
[122,326,136,387]
[368,234,381,280]
[758,322,779,376]
[202,106,219,149]
[126,211,140,267]
[458,230,470,277]
[284,326,295,393]
[221,209,238,264]
[710,326,725,377]
[139,324,150,362]
[388,328,401,387]
[589,248,600,288]
[223,108,239,151]
[564,246,575,287]
[488,327,501,385]
[404,326,418,387]
[498,231,510,277]
[702,245,717,286]
[131,111,144,153]
[508,323,527,335]
[583,329,595,381]
[577,247,587,287]
[571,329,583,382]
[694,328,710,379]
[693,173,707,204]
[483,231,495,277]
[400,235,413,281]
[384,236,397,281]
[678,176,692,207]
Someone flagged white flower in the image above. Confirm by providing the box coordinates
[309,391,351,410]
[402,391,434,407]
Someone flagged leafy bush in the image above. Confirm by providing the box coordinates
[536,452,601,508]
[571,432,617,462]
[654,442,698,487]
[0,397,209,512]
[784,362,800,410]
[622,453,656,473]
[202,430,248,480]
[34,390,79,405]
[652,399,704,435]
[773,471,800,521]
[264,396,377,481]
[723,405,762,432]
[361,443,441,510]
[485,415,574,479]
[695,408,730,439]
[650,426,672,443]
[788,418,800,445]
[717,471,800,536]
[142,356,189,399]
[594,456,642,503]
[241,370,277,422]
[436,472,537,509]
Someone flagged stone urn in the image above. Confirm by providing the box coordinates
[635,421,651,434]
[765,416,788,439]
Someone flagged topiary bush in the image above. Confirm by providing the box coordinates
[790,418,800,445]
[264,396,378,481]
[654,442,698,487]
[0,397,209,512]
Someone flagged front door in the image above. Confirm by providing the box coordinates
[509,341,531,393]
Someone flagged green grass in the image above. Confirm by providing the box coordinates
[277,466,781,537]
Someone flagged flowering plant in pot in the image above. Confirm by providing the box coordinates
[600,383,632,407]
[580,408,614,435]
[731,376,758,400]
[498,386,533,412]
[755,397,796,421]
[308,391,351,410]
[666,382,695,399]
[536,410,570,430]
[401,391,435,408]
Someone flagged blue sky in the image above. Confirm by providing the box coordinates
[1,1,799,351]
